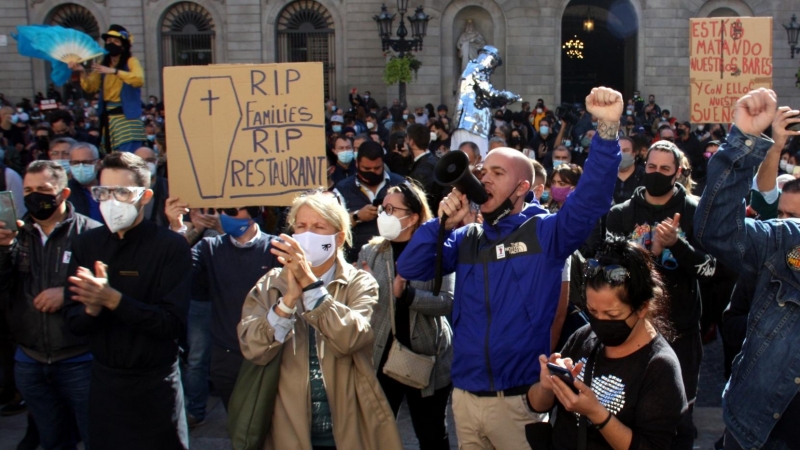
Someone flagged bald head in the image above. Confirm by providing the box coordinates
[484,147,534,185]
[133,146,156,160]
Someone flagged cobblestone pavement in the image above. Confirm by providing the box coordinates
[0,334,727,450]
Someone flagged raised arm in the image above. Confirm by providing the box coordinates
[541,87,622,261]
[695,89,799,275]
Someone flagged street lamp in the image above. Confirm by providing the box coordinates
[784,14,800,58]
[373,1,431,104]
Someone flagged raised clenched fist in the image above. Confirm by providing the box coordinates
[585,87,624,123]
[734,88,777,136]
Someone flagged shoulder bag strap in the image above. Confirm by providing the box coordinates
[577,343,601,450]
[386,258,397,338]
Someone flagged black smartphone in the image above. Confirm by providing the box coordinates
[787,113,800,132]
[372,197,384,207]
[0,191,18,232]
[547,363,579,394]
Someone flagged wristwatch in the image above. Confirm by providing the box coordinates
[352,212,360,224]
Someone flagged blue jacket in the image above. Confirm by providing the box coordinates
[695,126,800,449]
[397,133,620,392]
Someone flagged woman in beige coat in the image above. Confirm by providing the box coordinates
[238,191,403,450]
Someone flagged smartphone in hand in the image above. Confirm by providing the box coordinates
[547,362,579,394]
[0,191,18,232]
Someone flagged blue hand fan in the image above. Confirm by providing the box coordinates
[12,25,106,86]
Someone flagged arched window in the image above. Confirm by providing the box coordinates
[48,4,100,39]
[277,1,336,100]
[161,2,216,68]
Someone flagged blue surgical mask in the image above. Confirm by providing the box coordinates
[332,125,342,133]
[54,159,71,175]
[220,214,251,238]
[540,191,551,202]
[403,114,408,120]
[539,125,549,135]
[331,105,337,111]
[146,134,155,142]
[71,163,96,185]
[591,121,598,128]
[563,140,572,148]
[337,150,354,164]
[553,160,565,168]
[10,115,18,125]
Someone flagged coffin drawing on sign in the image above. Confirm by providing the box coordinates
[178,76,242,199]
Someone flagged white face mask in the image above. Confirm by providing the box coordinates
[430,131,438,142]
[367,121,375,130]
[293,231,337,267]
[100,199,141,233]
[780,160,788,171]
[377,211,411,241]
[146,162,157,178]
[787,163,796,174]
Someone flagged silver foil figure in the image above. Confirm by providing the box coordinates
[451,45,521,157]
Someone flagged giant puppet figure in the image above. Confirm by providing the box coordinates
[450,45,521,158]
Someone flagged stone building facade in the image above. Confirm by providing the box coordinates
[0,0,798,122]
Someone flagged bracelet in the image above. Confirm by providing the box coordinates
[302,279,324,292]
[593,410,613,430]
[276,298,296,315]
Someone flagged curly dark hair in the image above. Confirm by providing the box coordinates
[583,235,674,341]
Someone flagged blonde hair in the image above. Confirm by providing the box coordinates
[286,191,352,248]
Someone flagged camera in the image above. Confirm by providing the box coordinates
[555,103,582,124]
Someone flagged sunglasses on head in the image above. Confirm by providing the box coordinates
[584,259,630,285]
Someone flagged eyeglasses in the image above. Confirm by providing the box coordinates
[378,204,410,216]
[90,186,145,203]
[583,259,630,285]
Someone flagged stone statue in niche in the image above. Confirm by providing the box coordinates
[457,19,486,71]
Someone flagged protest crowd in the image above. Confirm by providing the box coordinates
[1,24,800,450]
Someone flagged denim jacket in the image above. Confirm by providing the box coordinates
[695,126,800,449]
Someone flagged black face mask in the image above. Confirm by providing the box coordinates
[105,43,123,57]
[358,170,384,187]
[588,310,638,347]
[36,136,49,149]
[24,192,60,221]
[483,183,520,226]
[644,171,676,197]
[53,133,71,139]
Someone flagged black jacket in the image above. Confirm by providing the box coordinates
[606,184,716,336]
[0,204,101,363]
[613,165,646,205]
[62,219,191,369]
[147,176,169,227]
[409,151,443,209]
[67,178,97,219]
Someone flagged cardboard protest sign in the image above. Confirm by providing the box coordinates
[164,63,327,207]
[690,17,772,124]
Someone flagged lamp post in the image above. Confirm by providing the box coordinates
[784,14,800,58]
[374,2,430,105]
